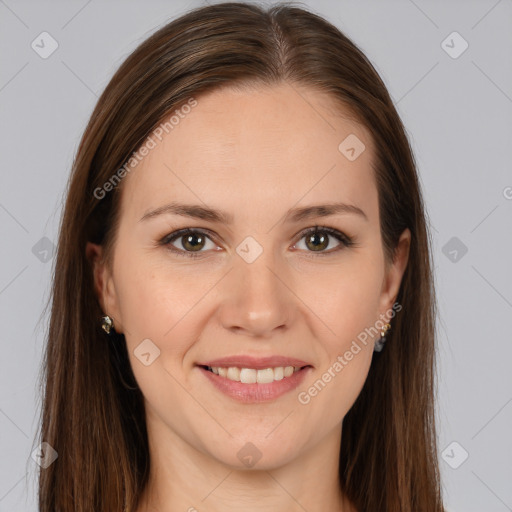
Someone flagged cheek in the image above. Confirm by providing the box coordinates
[301,345,372,431]
[112,248,185,344]
[298,270,378,424]
[298,254,381,408]
[113,250,222,374]
[302,255,383,343]
[114,261,202,404]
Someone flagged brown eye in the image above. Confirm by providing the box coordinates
[161,226,354,259]
[163,229,217,258]
[305,231,329,252]
[181,232,206,252]
[293,226,354,255]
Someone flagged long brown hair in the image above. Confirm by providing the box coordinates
[35,2,444,511]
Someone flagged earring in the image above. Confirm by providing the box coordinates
[374,323,391,352]
[101,315,114,334]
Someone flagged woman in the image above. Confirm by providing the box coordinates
[36,2,445,511]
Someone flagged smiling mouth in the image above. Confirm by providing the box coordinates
[199,364,310,384]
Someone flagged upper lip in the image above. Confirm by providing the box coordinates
[197,355,313,370]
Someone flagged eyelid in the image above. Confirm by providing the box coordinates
[159,225,356,258]
[290,225,355,256]
[293,225,352,246]
[159,228,220,258]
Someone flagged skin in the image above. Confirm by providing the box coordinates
[86,82,410,512]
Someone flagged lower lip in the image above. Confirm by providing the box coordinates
[197,366,312,403]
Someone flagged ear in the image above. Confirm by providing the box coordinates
[378,228,411,315]
[85,242,124,333]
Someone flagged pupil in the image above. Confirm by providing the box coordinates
[307,232,327,251]
[183,233,204,251]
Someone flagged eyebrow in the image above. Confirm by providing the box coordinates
[139,201,368,224]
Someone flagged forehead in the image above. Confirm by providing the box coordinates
[120,82,378,226]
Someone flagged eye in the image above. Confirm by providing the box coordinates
[161,228,218,258]
[160,226,356,259]
[291,226,355,255]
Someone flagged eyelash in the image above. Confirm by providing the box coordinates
[159,226,356,259]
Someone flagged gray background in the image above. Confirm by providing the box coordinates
[1,0,511,510]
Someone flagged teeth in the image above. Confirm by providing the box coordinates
[273,366,284,381]
[240,368,257,384]
[227,367,241,381]
[256,368,274,384]
[207,365,303,383]
[284,366,294,377]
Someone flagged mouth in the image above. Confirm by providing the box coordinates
[199,364,311,383]
[196,363,313,403]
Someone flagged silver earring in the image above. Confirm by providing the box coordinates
[374,323,391,352]
[101,315,114,334]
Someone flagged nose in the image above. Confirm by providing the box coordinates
[216,247,295,338]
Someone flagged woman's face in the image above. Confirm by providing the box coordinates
[88,82,410,470]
